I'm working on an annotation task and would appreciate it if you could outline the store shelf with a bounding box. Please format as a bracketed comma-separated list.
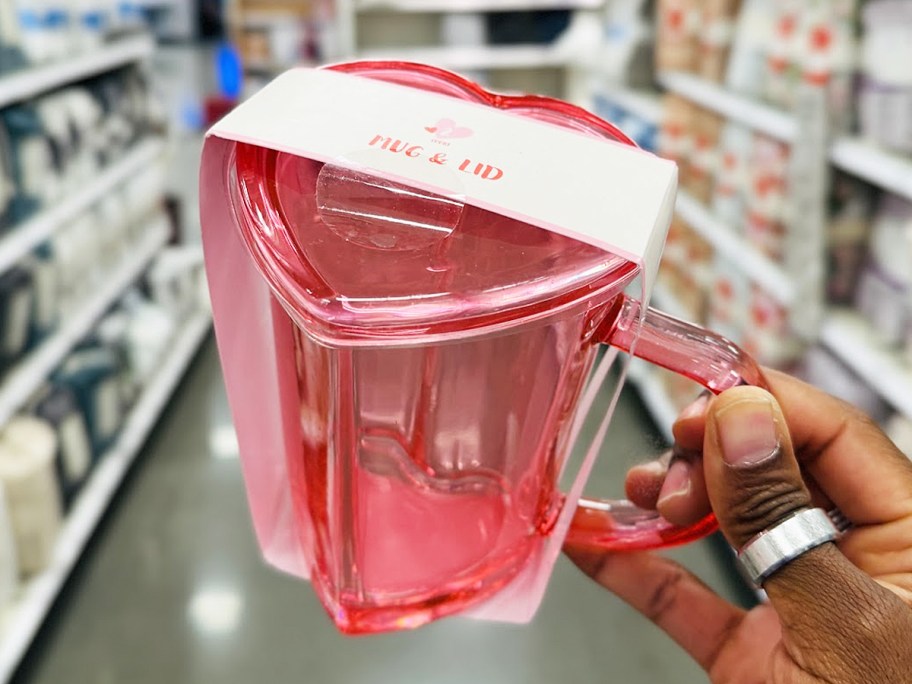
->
[820, 310, 912, 420]
[651, 281, 692, 323]
[358, 44, 571, 70]
[627, 361, 676, 442]
[658, 71, 797, 143]
[0, 218, 168, 428]
[675, 191, 794, 307]
[0, 309, 212, 683]
[0, 139, 165, 277]
[357, 0, 602, 11]
[595, 86, 662, 125]
[830, 137, 912, 202]
[0, 35, 155, 110]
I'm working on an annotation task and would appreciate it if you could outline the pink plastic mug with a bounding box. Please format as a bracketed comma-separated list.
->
[226, 61, 766, 634]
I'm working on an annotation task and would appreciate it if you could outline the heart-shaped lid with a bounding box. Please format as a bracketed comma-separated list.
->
[228, 62, 648, 342]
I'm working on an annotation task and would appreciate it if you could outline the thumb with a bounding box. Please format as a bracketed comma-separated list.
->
[703, 387, 911, 677]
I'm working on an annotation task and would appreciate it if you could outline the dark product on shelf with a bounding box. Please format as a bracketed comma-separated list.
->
[0, 122, 14, 229]
[485, 10, 571, 45]
[0, 104, 56, 223]
[656, 0, 698, 72]
[32, 383, 93, 506]
[860, 1, 912, 154]
[54, 345, 124, 457]
[23, 245, 59, 345]
[95, 311, 140, 407]
[0, 265, 35, 373]
[697, 0, 742, 82]
[826, 172, 876, 305]
[855, 193, 912, 346]
[0, 416, 63, 576]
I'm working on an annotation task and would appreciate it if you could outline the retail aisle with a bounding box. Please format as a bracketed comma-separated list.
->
[13, 339, 747, 684]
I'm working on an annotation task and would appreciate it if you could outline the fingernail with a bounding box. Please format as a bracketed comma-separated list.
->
[715, 397, 780, 467]
[657, 459, 691, 506]
[679, 393, 710, 421]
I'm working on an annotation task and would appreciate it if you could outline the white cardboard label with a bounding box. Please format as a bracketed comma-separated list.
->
[208, 68, 677, 292]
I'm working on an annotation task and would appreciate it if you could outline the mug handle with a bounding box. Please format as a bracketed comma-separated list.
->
[566, 294, 769, 551]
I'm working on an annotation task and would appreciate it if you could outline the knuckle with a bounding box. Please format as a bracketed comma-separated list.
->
[644, 563, 688, 623]
[724, 467, 809, 545]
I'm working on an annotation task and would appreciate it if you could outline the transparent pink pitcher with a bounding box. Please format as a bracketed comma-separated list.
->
[204, 61, 765, 635]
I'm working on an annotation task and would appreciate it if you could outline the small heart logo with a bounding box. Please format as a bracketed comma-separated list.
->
[426, 118, 473, 139]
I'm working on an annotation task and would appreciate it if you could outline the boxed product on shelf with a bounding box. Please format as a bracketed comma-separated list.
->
[696, 0, 743, 83]
[30, 383, 93, 507]
[0, 415, 63, 577]
[711, 121, 752, 229]
[659, 93, 695, 182]
[708, 253, 750, 343]
[826, 171, 876, 305]
[742, 284, 802, 368]
[688, 108, 724, 203]
[859, 0, 912, 154]
[745, 133, 790, 260]
[0, 104, 57, 224]
[656, 0, 698, 73]
[855, 193, 912, 347]
[725, 0, 773, 97]
[23, 246, 58, 345]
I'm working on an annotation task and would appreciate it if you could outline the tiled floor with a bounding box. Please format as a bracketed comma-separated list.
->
[14, 341, 751, 683]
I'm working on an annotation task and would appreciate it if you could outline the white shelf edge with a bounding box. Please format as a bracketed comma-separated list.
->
[357, 0, 602, 11]
[830, 137, 912, 202]
[0, 310, 212, 683]
[675, 190, 795, 307]
[0, 218, 168, 427]
[658, 71, 797, 143]
[594, 86, 662, 126]
[0, 35, 155, 109]
[357, 44, 572, 70]
[0, 139, 166, 277]
[820, 310, 912, 420]
[627, 360, 676, 442]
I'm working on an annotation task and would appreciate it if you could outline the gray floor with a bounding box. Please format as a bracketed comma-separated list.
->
[14, 340, 750, 684]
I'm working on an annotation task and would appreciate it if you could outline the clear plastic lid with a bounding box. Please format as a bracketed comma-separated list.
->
[230, 62, 641, 341]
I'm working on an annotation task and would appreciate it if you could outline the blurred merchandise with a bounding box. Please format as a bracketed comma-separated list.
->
[31, 384, 93, 507]
[697, 0, 742, 83]
[711, 122, 751, 229]
[801, 346, 892, 423]
[0, 416, 62, 577]
[0, 266, 33, 374]
[656, 0, 698, 72]
[826, 172, 875, 305]
[0, 482, 16, 615]
[859, 1, 912, 154]
[855, 194, 912, 347]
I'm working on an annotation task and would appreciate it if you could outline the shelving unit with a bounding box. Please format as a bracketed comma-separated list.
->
[820, 311, 912, 421]
[0, 35, 154, 109]
[674, 191, 795, 306]
[657, 71, 798, 143]
[0, 139, 165, 276]
[594, 86, 662, 125]
[357, 0, 602, 11]
[830, 137, 912, 202]
[0, 309, 212, 683]
[0, 217, 168, 427]
[358, 44, 572, 70]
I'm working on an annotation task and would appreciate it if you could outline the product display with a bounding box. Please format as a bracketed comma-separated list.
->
[0, 0, 145, 72]
[0, 416, 62, 577]
[31, 383, 93, 506]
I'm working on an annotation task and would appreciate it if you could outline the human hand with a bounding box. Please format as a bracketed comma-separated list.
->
[566, 369, 912, 683]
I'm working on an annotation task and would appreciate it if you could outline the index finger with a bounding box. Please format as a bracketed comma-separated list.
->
[674, 369, 912, 526]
